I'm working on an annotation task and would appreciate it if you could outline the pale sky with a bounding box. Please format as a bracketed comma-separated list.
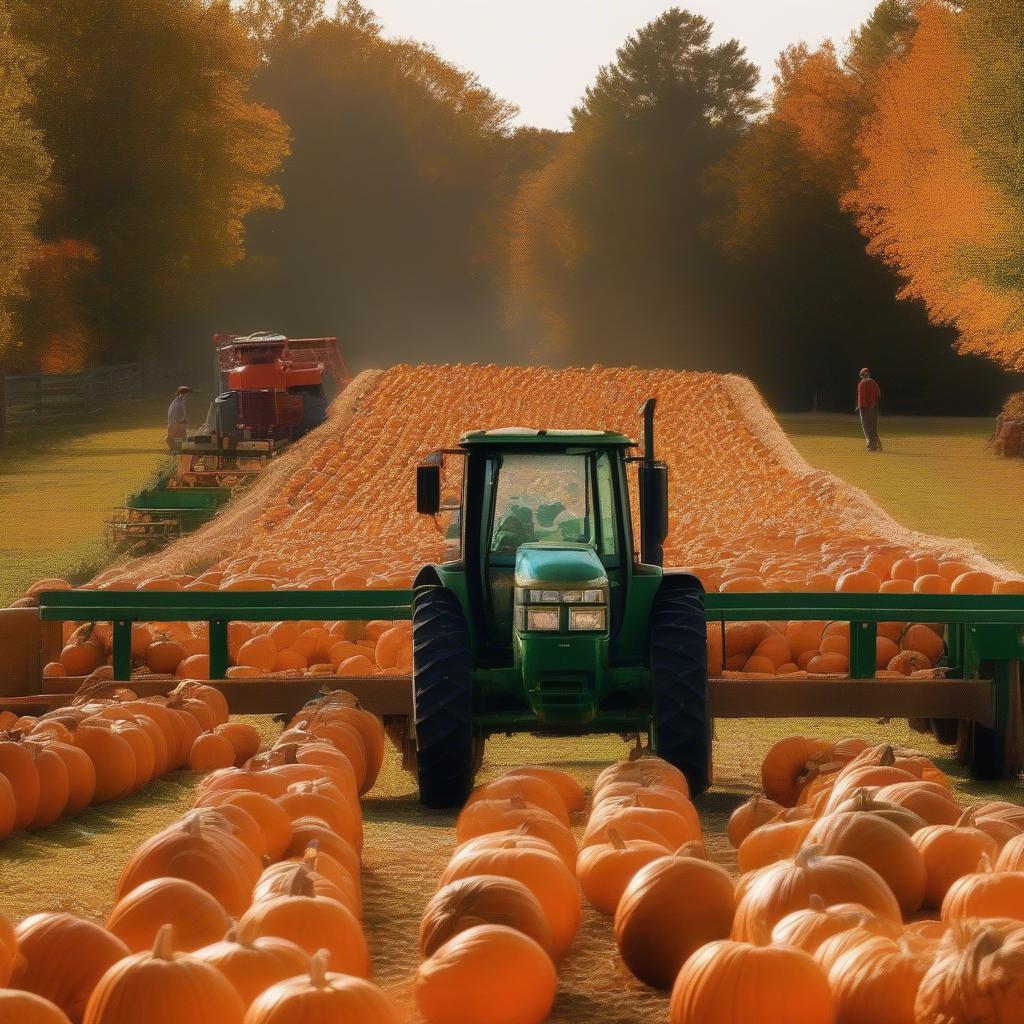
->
[355, 1, 882, 129]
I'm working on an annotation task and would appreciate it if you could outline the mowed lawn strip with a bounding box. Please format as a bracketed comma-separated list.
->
[781, 413, 1024, 574]
[0, 405, 170, 604]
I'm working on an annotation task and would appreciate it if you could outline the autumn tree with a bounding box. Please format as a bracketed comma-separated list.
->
[508, 9, 761, 365]
[0, 1, 50, 368]
[848, 1, 1024, 369]
[10, 0, 289, 365]
[209, 3, 521, 368]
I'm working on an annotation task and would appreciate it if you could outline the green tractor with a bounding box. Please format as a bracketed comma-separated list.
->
[412, 400, 708, 807]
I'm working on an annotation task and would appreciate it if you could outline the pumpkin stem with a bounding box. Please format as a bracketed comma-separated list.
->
[152, 924, 176, 961]
[808, 894, 826, 913]
[607, 828, 627, 851]
[509, 796, 528, 811]
[795, 844, 822, 869]
[956, 806, 977, 828]
[309, 949, 330, 988]
[187, 813, 202, 838]
[879, 746, 896, 767]
[303, 843, 319, 872]
[279, 743, 299, 765]
[977, 852, 993, 874]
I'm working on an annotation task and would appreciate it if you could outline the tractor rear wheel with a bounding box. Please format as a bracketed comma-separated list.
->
[412, 586, 475, 808]
[650, 583, 710, 796]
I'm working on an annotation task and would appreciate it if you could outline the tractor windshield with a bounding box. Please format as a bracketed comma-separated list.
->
[489, 451, 617, 558]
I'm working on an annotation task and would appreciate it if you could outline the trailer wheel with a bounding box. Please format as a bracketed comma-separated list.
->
[930, 718, 960, 745]
[413, 586, 475, 808]
[650, 582, 710, 796]
[967, 721, 1004, 780]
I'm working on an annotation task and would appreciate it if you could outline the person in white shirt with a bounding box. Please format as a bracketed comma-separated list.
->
[166, 385, 191, 451]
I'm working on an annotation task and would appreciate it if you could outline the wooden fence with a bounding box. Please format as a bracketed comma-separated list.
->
[0, 363, 141, 438]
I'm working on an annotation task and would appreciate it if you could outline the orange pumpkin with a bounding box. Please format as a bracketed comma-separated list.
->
[770, 895, 899, 954]
[116, 813, 262, 916]
[732, 845, 902, 944]
[81, 925, 244, 1024]
[415, 925, 556, 1024]
[193, 930, 310, 1011]
[914, 811, 1001, 909]
[203, 790, 293, 861]
[213, 723, 262, 766]
[737, 817, 813, 873]
[455, 799, 576, 870]
[941, 856, 1024, 924]
[803, 811, 926, 915]
[11, 914, 130, 1023]
[0, 733, 42, 831]
[441, 836, 580, 960]
[188, 733, 236, 772]
[670, 940, 832, 1024]
[760, 735, 833, 806]
[236, 872, 369, 977]
[419, 875, 553, 958]
[916, 922, 1024, 1024]
[577, 829, 670, 915]
[245, 950, 399, 1023]
[465, 775, 570, 826]
[503, 765, 584, 814]
[0, 990, 73, 1024]
[0, 909, 18, 986]
[70, 721, 135, 805]
[106, 878, 232, 953]
[826, 934, 930, 1024]
[614, 851, 735, 989]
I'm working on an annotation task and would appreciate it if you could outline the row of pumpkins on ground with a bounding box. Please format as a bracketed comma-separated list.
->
[42, 607, 413, 682]
[0, 673, 263, 842]
[0, 685, 405, 1022]
[414, 740, 1024, 1023]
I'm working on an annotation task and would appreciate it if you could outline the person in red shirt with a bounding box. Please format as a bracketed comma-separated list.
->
[856, 367, 882, 451]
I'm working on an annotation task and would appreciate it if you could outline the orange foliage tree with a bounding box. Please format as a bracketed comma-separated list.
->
[847, 1, 1024, 369]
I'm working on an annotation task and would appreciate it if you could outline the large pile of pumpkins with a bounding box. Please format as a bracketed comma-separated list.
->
[13, 364, 1024, 682]
[0, 687, 402, 1022]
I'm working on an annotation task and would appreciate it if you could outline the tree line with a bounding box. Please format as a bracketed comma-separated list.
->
[0, 0, 1019, 412]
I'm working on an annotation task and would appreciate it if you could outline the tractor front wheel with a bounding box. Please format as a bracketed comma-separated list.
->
[412, 586, 475, 807]
[650, 583, 711, 796]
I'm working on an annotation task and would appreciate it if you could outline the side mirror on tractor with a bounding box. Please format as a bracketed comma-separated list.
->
[416, 453, 442, 515]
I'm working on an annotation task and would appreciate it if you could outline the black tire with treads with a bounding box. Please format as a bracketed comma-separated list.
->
[650, 580, 711, 796]
[413, 586, 475, 807]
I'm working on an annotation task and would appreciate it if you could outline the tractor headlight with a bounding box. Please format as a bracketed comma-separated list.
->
[569, 607, 606, 631]
[527, 608, 560, 631]
[529, 590, 561, 603]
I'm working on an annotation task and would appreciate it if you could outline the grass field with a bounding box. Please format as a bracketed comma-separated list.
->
[781, 413, 1024, 573]
[0, 405, 171, 605]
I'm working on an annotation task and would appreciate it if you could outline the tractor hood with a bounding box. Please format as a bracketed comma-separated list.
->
[514, 543, 607, 588]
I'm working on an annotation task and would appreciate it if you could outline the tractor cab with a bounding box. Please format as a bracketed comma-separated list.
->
[411, 402, 710, 808]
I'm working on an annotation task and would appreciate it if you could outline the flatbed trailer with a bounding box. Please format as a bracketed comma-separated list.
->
[21, 589, 1024, 781]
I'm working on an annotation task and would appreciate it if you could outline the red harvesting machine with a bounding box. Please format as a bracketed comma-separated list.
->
[176, 332, 351, 487]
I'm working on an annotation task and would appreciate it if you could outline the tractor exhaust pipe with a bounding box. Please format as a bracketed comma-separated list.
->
[638, 398, 668, 567]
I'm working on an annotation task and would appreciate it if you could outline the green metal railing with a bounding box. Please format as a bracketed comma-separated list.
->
[38, 588, 1024, 682]
[39, 589, 414, 680]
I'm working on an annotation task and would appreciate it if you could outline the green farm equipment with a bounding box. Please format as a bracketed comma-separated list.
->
[26, 400, 1024, 807]
[409, 400, 709, 805]
[108, 484, 233, 554]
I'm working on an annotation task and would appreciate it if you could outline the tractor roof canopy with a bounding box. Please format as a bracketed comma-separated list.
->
[459, 428, 635, 447]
